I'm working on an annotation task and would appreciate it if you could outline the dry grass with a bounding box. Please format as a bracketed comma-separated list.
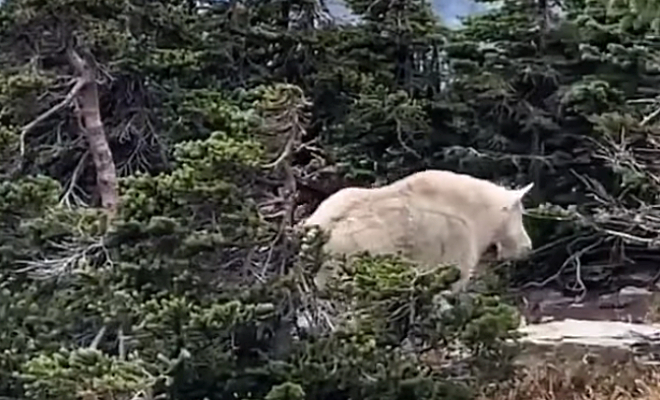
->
[643, 293, 660, 324]
[480, 344, 660, 400]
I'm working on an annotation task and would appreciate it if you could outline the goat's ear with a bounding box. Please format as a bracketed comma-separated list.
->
[504, 182, 534, 210]
[514, 182, 534, 199]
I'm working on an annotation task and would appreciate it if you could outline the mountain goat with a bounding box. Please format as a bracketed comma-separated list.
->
[301, 169, 535, 291]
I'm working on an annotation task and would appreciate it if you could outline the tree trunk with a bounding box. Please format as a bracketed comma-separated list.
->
[68, 48, 119, 216]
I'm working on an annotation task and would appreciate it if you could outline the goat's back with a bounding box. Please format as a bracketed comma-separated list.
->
[303, 170, 497, 263]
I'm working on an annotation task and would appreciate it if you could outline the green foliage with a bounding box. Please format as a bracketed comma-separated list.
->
[7, 0, 660, 397]
[333, 87, 431, 182]
[21, 348, 162, 400]
[328, 253, 460, 344]
[163, 90, 262, 143]
[0, 124, 19, 164]
[0, 72, 56, 126]
[305, 250, 522, 391]
[561, 79, 625, 116]
[264, 382, 305, 400]
[288, 332, 473, 400]
[0, 175, 61, 217]
[120, 130, 263, 226]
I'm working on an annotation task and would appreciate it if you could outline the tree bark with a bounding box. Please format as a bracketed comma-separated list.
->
[67, 48, 119, 216]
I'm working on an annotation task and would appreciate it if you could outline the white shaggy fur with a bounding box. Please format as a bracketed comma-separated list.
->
[302, 169, 534, 291]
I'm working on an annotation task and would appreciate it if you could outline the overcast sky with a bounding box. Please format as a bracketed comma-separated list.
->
[325, 0, 489, 27]
[433, 0, 488, 26]
[0, 0, 488, 28]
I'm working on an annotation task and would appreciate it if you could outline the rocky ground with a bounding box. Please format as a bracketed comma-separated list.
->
[515, 279, 660, 356]
[487, 278, 660, 399]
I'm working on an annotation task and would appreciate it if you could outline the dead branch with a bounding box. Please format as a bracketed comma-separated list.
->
[89, 325, 107, 350]
[60, 150, 90, 208]
[19, 78, 86, 156]
[395, 120, 422, 159]
[523, 235, 603, 293]
[15, 238, 109, 280]
[118, 326, 126, 360]
[523, 122, 660, 291]
[641, 105, 660, 126]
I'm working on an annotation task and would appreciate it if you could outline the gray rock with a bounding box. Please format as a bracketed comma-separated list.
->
[518, 319, 660, 348]
[598, 292, 620, 309]
[619, 285, 652, 297]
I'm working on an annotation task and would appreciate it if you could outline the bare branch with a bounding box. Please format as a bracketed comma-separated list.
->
[395, 120, 422, 159]
[15, 239, 109, 280]
[641, 105, 660, 126]
[66, 47, 89, 76]
[60, 150, 90, 208]
[19, 78, 86, 156]
[118, 326, 126, 360]
[522, 236, 603, 294]
[89, 325, 107, 350]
